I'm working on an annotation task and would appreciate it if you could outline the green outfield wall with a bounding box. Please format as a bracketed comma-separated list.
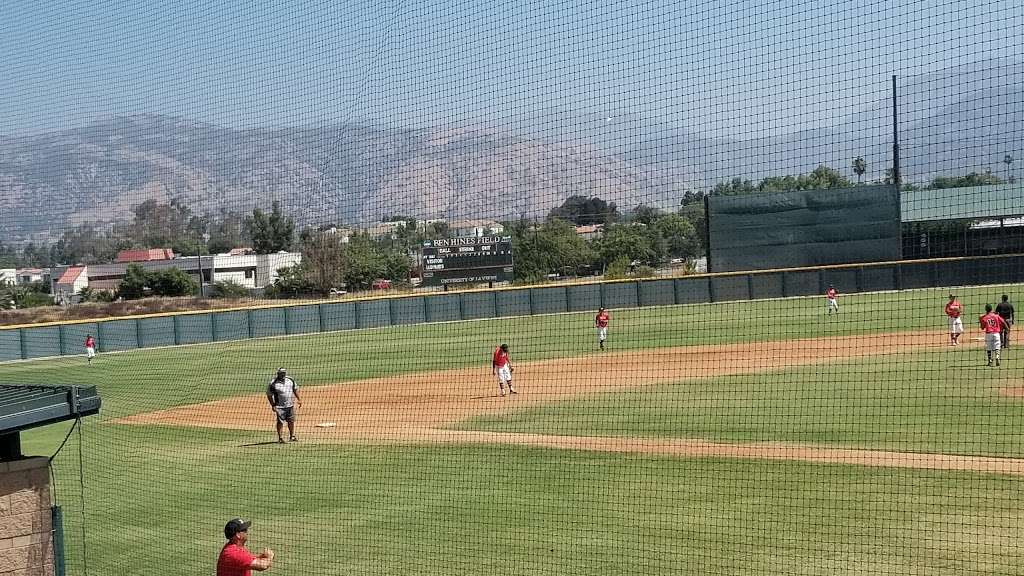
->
[1, 254, 1022, 362]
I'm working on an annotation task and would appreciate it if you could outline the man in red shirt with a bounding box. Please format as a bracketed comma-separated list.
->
[979, 304, 1009, 367]
[217, 518, 274, 576]
[825, 285, 839, 315]
[594, 307, 610, 350]
[945, 294, 964, 346]
[492, 343, 516, 397]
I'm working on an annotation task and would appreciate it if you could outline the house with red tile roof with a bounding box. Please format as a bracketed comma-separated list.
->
[115, 248, 174, 263]
[54, 266, 88, 304]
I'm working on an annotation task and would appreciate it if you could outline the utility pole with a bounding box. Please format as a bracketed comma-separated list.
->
[892, 75, 901, 189]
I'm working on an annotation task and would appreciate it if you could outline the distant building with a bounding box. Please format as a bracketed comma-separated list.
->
[212, 252, 303, 289]
[449, 219, 504, 238]
[317, 227, 352, 243]
[574, 224, 604, 240]
[362, 221, 408, 239]
[0, 269, 15, 286]
[50, 251, 304, 297]
[115, 248, 175, 263]
[15, 268, 47, 284]
[53, 266, 88, 305]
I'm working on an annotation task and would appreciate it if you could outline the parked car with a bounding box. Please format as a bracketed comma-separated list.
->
[371, 279, 392, 290]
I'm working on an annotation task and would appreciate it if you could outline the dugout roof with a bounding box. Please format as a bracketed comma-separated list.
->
[901, 183, 1024, 222]
[0, 384, 101, 435]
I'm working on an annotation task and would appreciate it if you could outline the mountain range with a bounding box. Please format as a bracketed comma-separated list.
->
[1, 60, 1021, 243]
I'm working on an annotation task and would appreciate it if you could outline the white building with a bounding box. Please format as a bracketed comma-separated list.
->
[50, 251, 303, 296]
[53, 266, 89, 305]
[449, 219, 504, 238]
[212, 252, 303, 288]
[15, 268, 47, 284]
[574, 224, 605, 240]
[0, 269, 15, 286]
[362, 221, 409, 239]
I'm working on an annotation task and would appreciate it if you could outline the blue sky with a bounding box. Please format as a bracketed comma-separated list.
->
[1, 0, 1021, 138]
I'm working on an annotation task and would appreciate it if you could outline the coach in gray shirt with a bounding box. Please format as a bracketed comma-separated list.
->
[266, 368, 302, 443]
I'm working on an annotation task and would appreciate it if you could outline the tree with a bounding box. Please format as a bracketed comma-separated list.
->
[853, 157, 867, 183]
[0, 243, 18, 268]
[604, 256, 631, 280]
[116, 264, 197, 299]
[928, 171, 1003, 190]
[300, 231, 347, 295]
[250, 201, 295, 254]
[759, 165, 851, 192]
[548, 196, 618, 226]
[128, 199, 207, 255]
[678, 197, 707, 258]
[206, 211, 252, 254]
[117, 264, 150, 299]
[711, 177, 757, 195]
[148, 268, 197, 297]
[629, 204, 662, 226]
[509, 219, 595, 282]
[0, 283, 52, 310]
[210, 280, 251, 299]
[712, 165, 852, 196]
[594, 224, 656, 268]
[338, 234, 388, 290]
[653, 213, 698, 259]
[53, 224, 126, 265]
[264, 265, 314, 299]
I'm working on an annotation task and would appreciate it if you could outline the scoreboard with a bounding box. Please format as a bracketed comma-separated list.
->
[420, 236, 514, 287]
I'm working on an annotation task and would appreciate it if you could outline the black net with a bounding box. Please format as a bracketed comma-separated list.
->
[0, 1, 1022, 575]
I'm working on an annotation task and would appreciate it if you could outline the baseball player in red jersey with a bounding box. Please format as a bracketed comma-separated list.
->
[980, 304, 1009, 367]
[84, 334, 96, 363]
[825, 285, 839, 314]
[492, 343, 516, 396]
[595, 307, 610, 350]
[945, 294, 964, 346]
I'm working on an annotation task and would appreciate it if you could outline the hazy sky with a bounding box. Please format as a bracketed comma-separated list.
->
[1, 0, 1021, 138]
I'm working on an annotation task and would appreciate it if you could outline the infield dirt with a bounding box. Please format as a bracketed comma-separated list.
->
[116, 331, 1024, 475]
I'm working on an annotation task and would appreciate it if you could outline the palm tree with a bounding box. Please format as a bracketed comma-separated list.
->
[1004, 154, 1014, 183]
[853, 157, 867, 184]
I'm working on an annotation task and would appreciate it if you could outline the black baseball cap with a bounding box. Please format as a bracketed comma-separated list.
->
[277, 367, 287, 375]
[224, 518, 251, 539]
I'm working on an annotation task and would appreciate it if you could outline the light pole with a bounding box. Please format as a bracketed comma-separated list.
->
[198, 232, 210, 297]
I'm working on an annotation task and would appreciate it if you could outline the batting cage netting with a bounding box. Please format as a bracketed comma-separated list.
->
[1, 1, 1023, 575]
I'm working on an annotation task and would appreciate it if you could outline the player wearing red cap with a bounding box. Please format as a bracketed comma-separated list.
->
[595, 307, 610, 350]
[492, 343, 516, 397]
[945, 294, 963, 346]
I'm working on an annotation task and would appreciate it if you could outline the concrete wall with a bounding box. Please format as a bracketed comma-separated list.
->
[0, 457, 53, 576]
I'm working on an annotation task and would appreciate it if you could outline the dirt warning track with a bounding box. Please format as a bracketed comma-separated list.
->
[117, 331, 1024, 475]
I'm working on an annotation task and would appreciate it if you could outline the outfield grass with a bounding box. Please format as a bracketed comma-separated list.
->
[457, 346, 1024, 457]
[8, 282, 1020, 422]
[3, 282, 1022, 575]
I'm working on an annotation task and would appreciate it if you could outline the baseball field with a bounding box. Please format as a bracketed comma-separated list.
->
[4, 283, 1023, 575]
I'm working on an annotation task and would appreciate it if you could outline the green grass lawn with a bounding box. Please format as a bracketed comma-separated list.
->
[3, 282, 1022, 575]
[7, 282, 1020, 422]
[457, 346, 1024, 457]
[48, 433, 1024, 576]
